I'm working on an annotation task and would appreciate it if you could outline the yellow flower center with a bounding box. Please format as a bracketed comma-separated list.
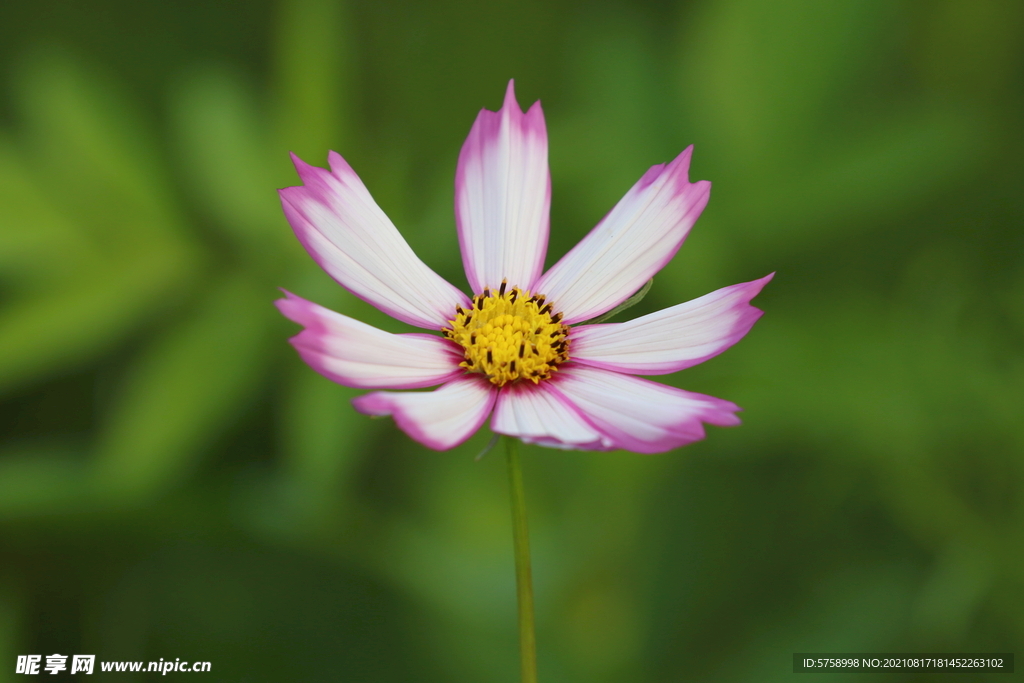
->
[443, 280, 570, 387]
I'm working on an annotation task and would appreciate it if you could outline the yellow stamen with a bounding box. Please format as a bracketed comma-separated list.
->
[443, 279, 569, 387]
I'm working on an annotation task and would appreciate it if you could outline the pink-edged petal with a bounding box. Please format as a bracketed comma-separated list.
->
[276, 291, 464, 389]
[352, 376, 496, 451]
[548, 365, 741, 454]
[491, 381, 614, 451]
[280, 152, 470, 329]
[535, 146, 711, 324]
[571, 274, 773, 375]
[456, 80, 550, 294]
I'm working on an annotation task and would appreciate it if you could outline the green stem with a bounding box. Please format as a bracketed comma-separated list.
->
[505, 436, 538, 683]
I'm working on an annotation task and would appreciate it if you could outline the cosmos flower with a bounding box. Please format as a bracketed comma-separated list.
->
[276, 82, 771, 453]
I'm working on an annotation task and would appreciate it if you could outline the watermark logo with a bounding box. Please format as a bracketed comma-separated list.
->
[65, 656, 93, 675]
[16, 655, 208, 675]
[15, 656, 39, 675]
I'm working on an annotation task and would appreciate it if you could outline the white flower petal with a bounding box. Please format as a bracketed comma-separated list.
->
[491, 381, 613, 450]
[571, 274, 773, 375]
[535, 146, 711, 324]
[456, 81, 550, 294]
[276, 291, 463, 389]
[280, 152, 470, 329]
[352, 376, 496, 451]
[550, 365, 741, 453]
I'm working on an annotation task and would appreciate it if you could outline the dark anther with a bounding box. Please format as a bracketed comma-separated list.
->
[510, 360, 517, 373]
[549, 330, 559, 337]
[464, 315, 472, 325]
[509, 289, 518, 303]
[499, 280, 507, 296]
[483, 288, 491, 299]
[519, 343, 525, 358]
[539, 303, 552, 315]
[534, 327, 542, 334]
[487, 349, 493, 364]
[551, 312, 563, 323]
[471, 333, 477, 344]
[465, 357, 474, 366]
[456, 305, 464, 315]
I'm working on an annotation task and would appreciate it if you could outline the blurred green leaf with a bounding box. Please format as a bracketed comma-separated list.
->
[713, 566, 915, 683]
[0, 586, 21, 683]
[0, 137, 98, 280]
[171, 67, 286, 258]
[674, 0, 991, 263]
[277, 365, 368, 519]
[271, 0, 352, 159]
[0, 252, 195, 394]
[93, 273, 273, 497]
[13, 50, 187, 247]
[0, 51, 202, 394]
[912, 540, 994, 642]
[679, 0, 888, 159]
[0, 447, 89, 519]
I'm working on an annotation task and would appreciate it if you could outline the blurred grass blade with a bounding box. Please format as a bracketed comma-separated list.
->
[729, 106, 988, 253]
[278, 365, 368, 518]
[0, 137, 99, 279]
[272, 0, 352, 160]
[13, 50, 186, 246]
[93, 273, 272, 497]
[0, 51, 202, 394]
[171, 68, 285, 258]
[0, 447, 90, 519]
[0, 253, 197, 396]
[679, 0, 887, 160]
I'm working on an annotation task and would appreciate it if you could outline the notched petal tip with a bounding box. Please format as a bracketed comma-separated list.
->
[486, 79, 544, 129]
[275, 291, 463, 390]
[552, 366, 743, 454]
[327, 150, 356, 177]
[570, 272, 776, 376]
[285, 151, 335, 191]
[737, 272, 775, 317]
[536, 145, 712, 324]
[503, 79, 519, 108]
[676, 144, 694, 173]
[288, 150, 315, 175]
[285, 150, 358, 190]
[635, 145, 696, 191]
[278, 151, 470, 329]
[498, 80, 545, 127]
[456, 80, 551, 294]
[274, 289, 309, 324]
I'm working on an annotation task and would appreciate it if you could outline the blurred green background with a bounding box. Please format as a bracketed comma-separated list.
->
[0, 0, 1021, 681]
